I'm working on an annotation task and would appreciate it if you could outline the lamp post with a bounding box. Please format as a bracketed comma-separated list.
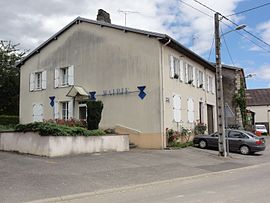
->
[214, 12, 246, 157]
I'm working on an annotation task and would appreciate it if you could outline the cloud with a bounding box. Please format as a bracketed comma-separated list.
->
[0, 0, 242, 56]
[256, 64, 270, 80]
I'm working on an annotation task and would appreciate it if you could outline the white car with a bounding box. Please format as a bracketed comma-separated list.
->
[255, 124, 268, 136]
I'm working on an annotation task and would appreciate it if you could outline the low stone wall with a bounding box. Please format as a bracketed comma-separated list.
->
[0, 132, 129, 157]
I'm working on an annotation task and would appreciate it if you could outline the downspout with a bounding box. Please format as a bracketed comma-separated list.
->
[160, 38, 171, 149]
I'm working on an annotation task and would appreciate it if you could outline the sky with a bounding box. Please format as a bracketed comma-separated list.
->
[0, 0, 269, 89]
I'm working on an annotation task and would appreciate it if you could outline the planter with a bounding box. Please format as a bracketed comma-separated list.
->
[0, 132, 129, 157]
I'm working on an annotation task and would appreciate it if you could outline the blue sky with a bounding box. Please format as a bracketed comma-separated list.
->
[1, 0, 269, 89]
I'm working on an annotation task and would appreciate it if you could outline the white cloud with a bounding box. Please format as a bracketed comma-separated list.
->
[0, 0, 243, 56]
[257, 20, 270, 44]
[256, 64, 270, 80]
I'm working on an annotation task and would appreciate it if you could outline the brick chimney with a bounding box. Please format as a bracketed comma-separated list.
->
[96, 9, 111, 23]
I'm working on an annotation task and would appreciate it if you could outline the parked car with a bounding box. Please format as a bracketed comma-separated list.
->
[193, 129, 266, 155]
[255, 124, 268, 136]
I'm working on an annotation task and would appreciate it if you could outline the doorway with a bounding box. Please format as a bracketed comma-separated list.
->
[207, 104, 214, 134]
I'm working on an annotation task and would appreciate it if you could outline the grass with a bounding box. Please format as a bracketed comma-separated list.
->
[168, 141, 194, 149]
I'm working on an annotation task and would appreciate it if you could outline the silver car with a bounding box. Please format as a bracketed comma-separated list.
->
[193, 129, 266, 155]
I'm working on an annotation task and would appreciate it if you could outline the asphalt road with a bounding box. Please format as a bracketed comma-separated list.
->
[63, 163, 270, 203]
[0, 137, 269, 203]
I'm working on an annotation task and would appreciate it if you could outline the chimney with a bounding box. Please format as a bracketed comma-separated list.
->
[96, 9, 111, 23]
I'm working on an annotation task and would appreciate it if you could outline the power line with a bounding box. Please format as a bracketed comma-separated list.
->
[221, 28, 235, 66]
[227, 2, 270, 17]
[179, 0, 212, 18]
[192, 0, 270, 50]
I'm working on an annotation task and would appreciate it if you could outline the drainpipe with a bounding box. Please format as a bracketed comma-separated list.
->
[160, 37, 171, 149]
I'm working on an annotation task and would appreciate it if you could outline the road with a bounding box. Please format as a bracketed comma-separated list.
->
[63, 163, 270, 203]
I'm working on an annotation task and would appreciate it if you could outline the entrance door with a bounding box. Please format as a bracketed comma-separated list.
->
[207, 104, 214, 134]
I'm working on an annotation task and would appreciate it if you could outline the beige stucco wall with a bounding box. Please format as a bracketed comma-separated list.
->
[161, 45, 217, 147]
[20, 22, 162, 139]
[247, 105, 270, 127]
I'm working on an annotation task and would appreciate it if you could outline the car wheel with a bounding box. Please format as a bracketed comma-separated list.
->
[199, 139, 207, 149]
[240, 145, 250, 155]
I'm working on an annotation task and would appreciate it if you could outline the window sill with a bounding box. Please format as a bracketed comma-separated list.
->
[31, 88, 44, 92]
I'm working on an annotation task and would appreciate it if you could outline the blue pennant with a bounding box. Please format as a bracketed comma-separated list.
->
[137, 86, 146, 100]
[89, 91, 96, 101]
[49, 96, 55, 107]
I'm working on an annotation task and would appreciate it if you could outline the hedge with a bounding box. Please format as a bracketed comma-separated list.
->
[0, 115, 19, 125]
[15, 122, 106, 137]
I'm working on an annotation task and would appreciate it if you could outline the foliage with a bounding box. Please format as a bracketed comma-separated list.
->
[194, 123, 207, 135]
[166, 127, 193, 147]
[0, 115, 19, 125]
[45, 119, 87, 128]
[233, 78, 247, 127]
[0, 41, 26, 115]
[87, 100, 103, 130]
[15, 122, 105, 136]
[168, 141, 193, 148]
[0, 124, 16, 132]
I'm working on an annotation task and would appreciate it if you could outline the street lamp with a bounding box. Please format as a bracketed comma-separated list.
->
[214, 13, 246, 157]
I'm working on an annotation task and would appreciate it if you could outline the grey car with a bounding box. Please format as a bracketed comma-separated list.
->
[193, 129, 266, 155]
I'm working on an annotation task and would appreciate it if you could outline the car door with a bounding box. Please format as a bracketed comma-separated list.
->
[228, 131, 243, 151]
[208, 133, 219, 148]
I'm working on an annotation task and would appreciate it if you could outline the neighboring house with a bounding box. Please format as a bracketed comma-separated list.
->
[221, 64, 246, 128]
[18, 10, 217, 149]
[246, 88, 270, 132]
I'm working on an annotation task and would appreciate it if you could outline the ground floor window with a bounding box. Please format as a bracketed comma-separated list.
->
[61, 102, 69, 120]
[79, 103, 87, 120]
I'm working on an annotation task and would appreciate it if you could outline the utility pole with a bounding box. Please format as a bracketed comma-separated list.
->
[214, 12, 227, 157]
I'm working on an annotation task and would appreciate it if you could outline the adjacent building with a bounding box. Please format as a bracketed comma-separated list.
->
[18, 10, 217, 149]
[246, 88, 270, 132]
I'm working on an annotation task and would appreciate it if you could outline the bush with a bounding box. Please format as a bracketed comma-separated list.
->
[0, 115, 19, 125]
[45, 119, 87, 128]
[15, 122, 105, 136]
[194, 123, 207, 135]
[87, 101, 103, 130]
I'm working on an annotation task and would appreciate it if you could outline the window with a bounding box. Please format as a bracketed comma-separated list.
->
[198, 70, 203, 88]
[187, 98, 194, 123]
[173, 95, 181, 122]
[32, 103, 43, 122]
[61, 102, 69, 120]
[79, 103, 87, 120]
[169, 55, 180, 79]
[188, 64, 193, 83]
[54, 65, 74, 88]
[30, 71, 46, 91]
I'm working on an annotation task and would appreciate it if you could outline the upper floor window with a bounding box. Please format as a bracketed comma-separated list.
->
[55, 65, 74, 88]
[30, 71, 46, 91]
[169, 55, 180, 79]
[198, 70, 204, 88]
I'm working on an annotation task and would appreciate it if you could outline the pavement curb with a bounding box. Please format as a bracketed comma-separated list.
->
[27, 162, 270, 203]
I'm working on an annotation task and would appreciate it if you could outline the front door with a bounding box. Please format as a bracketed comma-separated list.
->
[207, 104, 214, 134]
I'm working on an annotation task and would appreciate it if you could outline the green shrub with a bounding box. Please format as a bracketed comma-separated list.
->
[0, 115, 19, 125]
[15, 122, 105, 136]
[87, 101, 103, 130]
[194, 123, 207, 135]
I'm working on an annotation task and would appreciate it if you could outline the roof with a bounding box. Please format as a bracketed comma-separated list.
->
[246, 88, 270, 106]
[66, 86, 88, 97]
[17, 17, 215, 71]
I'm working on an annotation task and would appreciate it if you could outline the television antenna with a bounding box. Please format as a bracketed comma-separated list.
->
[118, 10, 140, 26]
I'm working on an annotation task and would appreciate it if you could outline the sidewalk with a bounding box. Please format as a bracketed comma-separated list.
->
[1, 137, 269, 203]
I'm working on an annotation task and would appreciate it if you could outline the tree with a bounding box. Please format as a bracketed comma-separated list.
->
[0, 40, 26, 115]
[87, 100, 103, 130]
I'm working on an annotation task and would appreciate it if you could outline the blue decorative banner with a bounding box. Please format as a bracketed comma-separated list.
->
[89, 91, 96, 101]
[137, 86, 146, 100]
[49, 96, 55, 107]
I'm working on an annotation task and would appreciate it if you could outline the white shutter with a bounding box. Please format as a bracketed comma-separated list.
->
[179, 60, 184, 82]
[202, 72, 206, 90]
[187, 98, 194, 123]
[33, 104, 43, 122]
[192, 67, 196, 86]
[30, 73, 35, 91]
[54, 68, 59, 88]
[169, 55, 174, 78]
[68, 100, 73, 119]
[185, 63, 188, 83]
[68, 65, 74, 85]
[173, 95, 181, 122]
[212, 77, 215, 94]
[54, 101, 59, 119]
[41, 71, 47, 89]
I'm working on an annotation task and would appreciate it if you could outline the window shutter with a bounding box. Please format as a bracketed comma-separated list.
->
[196, 69, 200, 87]
[207, 75, 210, 92]
[30, 73, 35, 91]
[187, 98, 194, 123]
[54, 101, 59, 119]
[54, 68, 59, 88]
[33, 104, 43, 122]
[202, 72, 206, 90]
[41, 71, 47, 89]
[185, 63, 188, 83]
[68, 65, 74, 85]
[212, 77, 215, 94]
[68, 100, 73, 119]
[173, 95, 181, 122]
[192, 67, 196, 86]
[169, 55, 174, 78]
[179, 60, 184, 82]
